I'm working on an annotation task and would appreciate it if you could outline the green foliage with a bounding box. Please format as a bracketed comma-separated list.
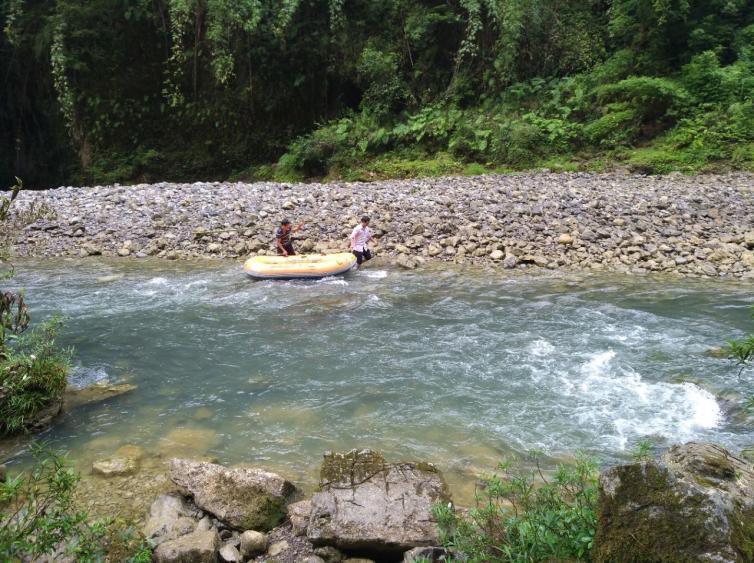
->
[2, 0, 754, 185]
[434, 453, 598, 562]
[594, 77, 689, 122]
[725, 306, 754, 376]
[0, 317, 71, 435]
[630, 439, 654, 462]
[0, 445, 151, 561]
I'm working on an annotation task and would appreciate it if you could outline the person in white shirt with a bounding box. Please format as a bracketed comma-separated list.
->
[349, 215, 373, 267]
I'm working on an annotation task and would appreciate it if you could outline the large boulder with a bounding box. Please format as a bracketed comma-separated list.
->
[593, 442, 754, 562]
[170, 459, 299, 530]
[154, 528, 220, 563]
[306, 449, 450, 554]
[144, 493, 203, 546]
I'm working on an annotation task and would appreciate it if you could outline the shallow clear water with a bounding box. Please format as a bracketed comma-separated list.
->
[4, 259, 754, 500]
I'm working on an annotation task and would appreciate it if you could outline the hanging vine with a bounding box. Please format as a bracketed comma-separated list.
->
[2, 0, 25, 46]
[50, 16, 76, 135]
[164, 0, 192, 106]
[206, 0, 263, 85]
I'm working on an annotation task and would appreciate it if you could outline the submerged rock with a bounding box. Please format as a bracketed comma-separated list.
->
[91, 456, 139, 477]
[63, 382, 137, 411]
[306, 449, 450, 554]
[170, 458, 299, 530]
[593, 442, 754, 562]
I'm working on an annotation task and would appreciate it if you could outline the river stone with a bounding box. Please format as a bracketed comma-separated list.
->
[288, 499, 313, 536]
[557, 233, 574, 245]
[489, 249, 504, 261]
[592, 442, 754, 562]
[239, 530, 267, 558]
[402, 546, 456, 562]
[306, 449, 450, 554]
[744, 230, 754, 248]
[503, 254, 517, 269]
[154, 528, 220, 563]
[144, 493, 203, 546]
[92, 456, 139, 477]
[218, 543, 242, 562]
[314, 545, 344, 562]
[395, 254, 419, 270]
[63, 382, 137, 411]
[170, 458, 299, 530]
[268, 540, 289, 556]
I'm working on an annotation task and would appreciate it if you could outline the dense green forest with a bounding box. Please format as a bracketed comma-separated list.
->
[2, 0, 753, 188]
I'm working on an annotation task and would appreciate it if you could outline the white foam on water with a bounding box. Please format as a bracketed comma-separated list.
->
[68, 365, 110, 390]
[361, 270, 388, 279]
[562, 350, 722, 451]
[144, 277, 168, 286]
[527, 339, 555, 357]
[316, 277, 348, 286]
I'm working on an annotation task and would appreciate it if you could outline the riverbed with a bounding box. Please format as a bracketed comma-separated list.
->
[3, 259, 754, 506]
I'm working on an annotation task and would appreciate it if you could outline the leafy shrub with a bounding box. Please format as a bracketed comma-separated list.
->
[357, 47, 410, 118]
[0, 445, 150, 561]
[0, 317, 71, 435]
[594, 76, 689, 122]
[434, 453, 598, 562]
[584, 107, 640, 146]
[682, 51, 728, 104]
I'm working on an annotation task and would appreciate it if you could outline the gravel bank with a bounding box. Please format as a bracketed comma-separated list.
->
[13, 172, 754, 278]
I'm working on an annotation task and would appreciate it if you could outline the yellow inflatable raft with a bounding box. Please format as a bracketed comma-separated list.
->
[243, 253, 357, 280]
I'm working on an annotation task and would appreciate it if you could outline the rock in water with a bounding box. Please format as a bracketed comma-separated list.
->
[306, 449, 450, 554]
[91, 456, 139, 477]
[170, 458, 299, 530]
[593, 442, 754, 562]
[154, 528, 220, 563]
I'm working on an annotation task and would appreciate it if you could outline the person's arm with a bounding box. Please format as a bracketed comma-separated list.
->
[294, 223, 304, 233]
[349, 226, 359, 249]
[276, 236, 287, 256]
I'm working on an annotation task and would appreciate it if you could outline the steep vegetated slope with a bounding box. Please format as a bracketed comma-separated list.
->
[1, 1, 753, 187]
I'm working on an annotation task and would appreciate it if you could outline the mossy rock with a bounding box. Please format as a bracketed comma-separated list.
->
[593, 442, 754, 562]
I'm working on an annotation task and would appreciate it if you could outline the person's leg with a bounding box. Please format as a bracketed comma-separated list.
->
[352, 249, 363, 265]
[284, 242, 295, 255]
[363, 248, 372, 262]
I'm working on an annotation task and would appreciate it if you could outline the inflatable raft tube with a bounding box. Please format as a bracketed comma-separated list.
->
[243, 252, 357, 280]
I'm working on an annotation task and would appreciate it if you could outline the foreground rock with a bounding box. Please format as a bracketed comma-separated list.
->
[170, 458, 299, 530]
[154, 528, 220, 563]
[593, 442, 754, 562]
[13, 172, 754, 278]
[306, 449, 450, 554]
[144, 493, 204, 546]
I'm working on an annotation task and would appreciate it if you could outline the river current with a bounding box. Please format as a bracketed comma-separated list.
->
[4, 259, 754, 500]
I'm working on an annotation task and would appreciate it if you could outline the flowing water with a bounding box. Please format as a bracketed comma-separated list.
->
[3, 259, 754, 503]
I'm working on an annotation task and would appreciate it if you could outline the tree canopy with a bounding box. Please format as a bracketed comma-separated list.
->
[1, 0, 753, 186]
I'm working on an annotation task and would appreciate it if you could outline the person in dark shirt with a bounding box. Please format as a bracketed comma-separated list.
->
[275, 218, 303, 256]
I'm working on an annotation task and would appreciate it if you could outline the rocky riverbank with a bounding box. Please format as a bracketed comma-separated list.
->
[13, 172, 754, 278]
[94, 444, 753, 562]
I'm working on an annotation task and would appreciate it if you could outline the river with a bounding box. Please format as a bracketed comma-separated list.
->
[3, 259, 753, 502]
